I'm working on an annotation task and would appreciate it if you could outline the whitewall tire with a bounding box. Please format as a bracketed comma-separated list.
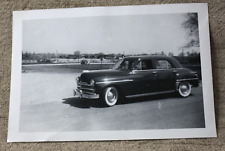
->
[178, 81, 192, 97]
[101, 87, 119, 107]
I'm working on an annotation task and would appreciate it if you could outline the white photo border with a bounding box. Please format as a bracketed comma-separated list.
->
[8, 3, 216, 142]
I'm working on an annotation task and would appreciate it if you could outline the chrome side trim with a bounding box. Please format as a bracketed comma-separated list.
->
[126, 90, 176, 98]
[132, 68, 179, 72]
[96, 79, 133, 84]
[176, 78, 198, 82]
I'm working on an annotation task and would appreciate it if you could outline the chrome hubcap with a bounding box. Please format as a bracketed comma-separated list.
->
[179, 82, 191, 97]
[106, 89, 117, 103]
[180, 84, 189, 94]
[105, 87, 118, 105]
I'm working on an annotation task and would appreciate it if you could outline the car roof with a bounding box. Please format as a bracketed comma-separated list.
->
[123, 55, 182, 68]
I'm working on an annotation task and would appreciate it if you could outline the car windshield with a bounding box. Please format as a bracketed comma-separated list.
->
[113, 59, 138, 70]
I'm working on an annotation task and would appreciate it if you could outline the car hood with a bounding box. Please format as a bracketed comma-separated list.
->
[79, 69, 129, 83]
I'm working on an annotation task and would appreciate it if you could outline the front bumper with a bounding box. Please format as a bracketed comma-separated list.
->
[74, 89, 99, 99]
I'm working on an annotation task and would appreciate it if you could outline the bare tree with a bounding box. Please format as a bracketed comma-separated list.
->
[182, 13, 199, 48]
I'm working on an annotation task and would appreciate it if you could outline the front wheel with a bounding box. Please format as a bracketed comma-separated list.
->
[178, 81, 192, 97]
[101, 87, 119, 107]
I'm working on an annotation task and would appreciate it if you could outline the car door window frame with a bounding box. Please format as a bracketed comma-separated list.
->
[132, 59, 154, 71]
[154, 59, 175, 70]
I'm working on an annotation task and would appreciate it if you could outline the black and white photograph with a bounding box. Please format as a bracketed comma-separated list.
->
[8, 3, 216, 142]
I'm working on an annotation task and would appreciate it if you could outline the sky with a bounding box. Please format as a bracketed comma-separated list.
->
[23, 13, 193, 55]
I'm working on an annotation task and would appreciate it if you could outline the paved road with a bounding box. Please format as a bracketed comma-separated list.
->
[19, 72, 205, 132]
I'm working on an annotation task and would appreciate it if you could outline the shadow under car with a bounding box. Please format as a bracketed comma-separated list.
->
[62, 92, 187, 108]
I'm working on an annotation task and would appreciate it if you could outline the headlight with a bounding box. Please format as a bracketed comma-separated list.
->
[90, 79, 95, 86]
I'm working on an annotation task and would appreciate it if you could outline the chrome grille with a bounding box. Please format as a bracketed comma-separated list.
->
[77, 81, 95, 94]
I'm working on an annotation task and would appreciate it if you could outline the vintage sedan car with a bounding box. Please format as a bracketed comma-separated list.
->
[74, 56, 199, 107]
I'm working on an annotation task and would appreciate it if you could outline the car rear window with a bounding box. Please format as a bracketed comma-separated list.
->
[155, 60, 173, 69]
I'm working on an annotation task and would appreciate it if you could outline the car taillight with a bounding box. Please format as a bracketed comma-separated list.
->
[195, 73, 198, 77]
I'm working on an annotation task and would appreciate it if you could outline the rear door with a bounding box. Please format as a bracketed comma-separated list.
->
[153, 59, 176, 91]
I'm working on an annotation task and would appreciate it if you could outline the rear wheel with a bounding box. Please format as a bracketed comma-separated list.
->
[178, 81, 192, 97]
[101, 87, 119, 107]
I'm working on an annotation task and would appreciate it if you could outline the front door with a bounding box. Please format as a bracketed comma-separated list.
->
[130, 59, 158, 94]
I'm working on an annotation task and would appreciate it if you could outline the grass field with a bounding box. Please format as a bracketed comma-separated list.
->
[22, 63, 114, 73]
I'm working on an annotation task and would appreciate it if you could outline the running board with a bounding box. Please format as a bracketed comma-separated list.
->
[126, 90, 176, 98]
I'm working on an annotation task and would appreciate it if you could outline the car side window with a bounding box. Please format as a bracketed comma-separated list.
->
[156, 60, 173, 69]
[134, 60, 153, 70]
[141, 60, 153, 70]
[118, 60, 136, 70]
[134, 62, 142, 70]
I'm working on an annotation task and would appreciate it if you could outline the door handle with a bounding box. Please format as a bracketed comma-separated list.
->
[152, 71, 157, 74]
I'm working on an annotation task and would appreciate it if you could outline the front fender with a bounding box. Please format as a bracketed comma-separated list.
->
[94, 79, 133, 96]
